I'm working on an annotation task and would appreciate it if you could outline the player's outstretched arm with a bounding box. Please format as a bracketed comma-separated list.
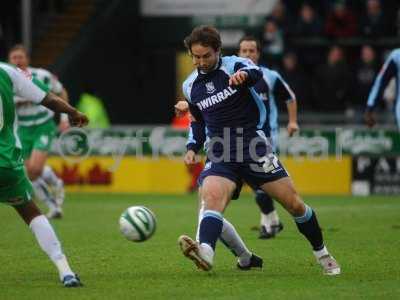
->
[229, 68, 262, 86]
[185, 123, 206, 166]
[184, 150, 197, 165]
[184, 102, 206, 165]
[366, 53, 398, 126]
[273, 72, 299, 136]
[41, 92, 89, 127]
[286, 99, 299, 136]
[184, 125, 205, 165]
[229, 59, 262, 86]
[58, 88, 71, 132]
[229, 71, 249, 86]
[59, 87, 69, 103]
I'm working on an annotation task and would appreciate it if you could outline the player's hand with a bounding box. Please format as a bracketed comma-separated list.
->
[184, 150, 197, 165]
[175, 101, 189, 117]
[69, 110, 89, 127]
[364, 111, 376, 128]
[229, 71, 248, 86]
[287, 122, 299, 137]
[58, 119, 70, 132]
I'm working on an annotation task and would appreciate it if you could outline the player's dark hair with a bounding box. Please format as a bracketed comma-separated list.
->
[8, 44, 28, 55]
[238, 36, 261, 53]
[184, 25, 222, 52]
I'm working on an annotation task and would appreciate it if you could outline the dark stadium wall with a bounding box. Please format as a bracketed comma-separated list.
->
[53, 1, 180, 125]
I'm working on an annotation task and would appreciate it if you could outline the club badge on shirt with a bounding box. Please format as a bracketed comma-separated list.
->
[206, 81, 216, 94]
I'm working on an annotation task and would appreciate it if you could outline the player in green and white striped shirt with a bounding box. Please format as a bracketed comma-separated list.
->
[0, 61, 88, 286]
[9, 45, 68, 219]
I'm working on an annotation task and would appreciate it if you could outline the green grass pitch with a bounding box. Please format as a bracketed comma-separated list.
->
[0, 193, 399, 299]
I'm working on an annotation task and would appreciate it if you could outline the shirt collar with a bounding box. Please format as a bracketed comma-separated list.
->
[198, 56, 222, 74]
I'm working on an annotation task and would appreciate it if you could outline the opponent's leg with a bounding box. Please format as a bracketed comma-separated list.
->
[14, 201, 82, 286]
[254, 190, 283, 239]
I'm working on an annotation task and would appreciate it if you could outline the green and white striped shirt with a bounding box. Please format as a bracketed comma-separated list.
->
[0, 62, 46, 168]
[15, 67, 63, 127]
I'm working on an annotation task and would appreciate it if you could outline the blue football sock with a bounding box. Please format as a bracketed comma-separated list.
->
[294, 205, 324, 251]
[199, 210, 223, 250]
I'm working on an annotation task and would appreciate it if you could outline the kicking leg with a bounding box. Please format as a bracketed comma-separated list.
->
[179, 176, 235, 271]
[196, 195, 262, 270]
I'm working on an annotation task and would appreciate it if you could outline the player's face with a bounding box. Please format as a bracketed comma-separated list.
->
[190, 44, 220, 73]
[8, 49, 29, 69]
[238, 41, 260, 65]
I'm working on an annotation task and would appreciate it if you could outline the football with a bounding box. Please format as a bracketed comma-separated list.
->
[119, 206, 156, 242]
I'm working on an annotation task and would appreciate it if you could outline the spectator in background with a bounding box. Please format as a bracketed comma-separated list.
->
[325, 0, 357, 38]
[360, 0, 389, 37]
[354, 45, 379, 110]
[294, 3, 323, 37]
[261, 19, 284, 69]
[37, 0, 66, 14]
[0, 1, 20, 54]
[0, 24, 5, 59]
[313, 46, 353, 112]
[268, 0, 294, 36]
[396, 8, 400, 36]
[291, 3, 325, 77]
[280, 52, 312, 110]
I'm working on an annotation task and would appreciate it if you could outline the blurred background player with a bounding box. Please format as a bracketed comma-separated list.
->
[238, 35, 298, 238]
[8, 44, 68, 219]
[365, 48, 400, 128]
[176, 36, 299, 239]
[0, 61, 88, 286]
